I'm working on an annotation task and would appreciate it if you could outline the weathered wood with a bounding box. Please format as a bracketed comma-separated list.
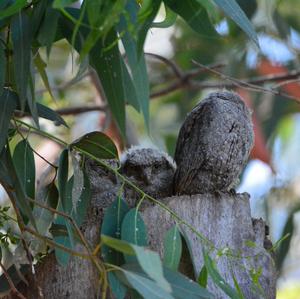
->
[142, 193, 276, 299]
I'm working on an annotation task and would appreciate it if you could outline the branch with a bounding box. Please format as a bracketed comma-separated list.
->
[0, 261, 27, 299]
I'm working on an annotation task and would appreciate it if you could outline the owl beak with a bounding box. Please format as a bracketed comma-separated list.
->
[141, 169, 152, 185]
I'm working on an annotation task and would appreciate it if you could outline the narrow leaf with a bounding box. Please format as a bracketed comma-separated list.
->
[71, 131, 118, 160]
[89, 30, 126, 135]
[0, 89, 18, 153]
[121, 208, 147, 263]
[213, 0, 258, 46]
[198, 266, 208, 288]
[0, 0, 27, 19]
[0, 41, 6, 91]
[163, 225, 182, 271]
[58, 149, 69, 212]
[108, 272, 127, 299]
[13, 139, 36, 199]
[36, 103, 68, 127]
[117, 268, 174, 299]
[37, 6, 60, 55]
[119, 1, 150, 129]
[11, 11, 32, 110]
[101, 196, 130, 265]
[152, 5, 177, 28]
[165, 0, 218, 37]
[122, 263, 213, 299]
[34, 183, 59, 235]
[203, 249, 241, 299]
[33, 51, 54, 100]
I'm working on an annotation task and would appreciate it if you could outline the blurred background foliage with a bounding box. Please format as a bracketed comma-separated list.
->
[2, 0, 300, 296]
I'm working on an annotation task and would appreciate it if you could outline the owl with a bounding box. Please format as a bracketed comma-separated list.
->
[120, 147, 176, 205]
[173, 91, 254, 195]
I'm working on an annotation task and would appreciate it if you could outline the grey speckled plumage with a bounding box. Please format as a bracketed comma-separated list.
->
[173, 91, 254, 195]
[121, 147, 176, 203]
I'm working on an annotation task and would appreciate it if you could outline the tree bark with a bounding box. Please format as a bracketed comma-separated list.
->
[5, 160, 276, 299]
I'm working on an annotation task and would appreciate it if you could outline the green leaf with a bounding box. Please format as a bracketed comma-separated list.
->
[36, 103, 68, 127]
[101, 235, 136, 256]
[0, 89, 18, 153]
[31, 0, 48, 37]
[0, 0, 27, 19]
[0, 144, 36, 228]
[152, 4, 177, 28]
[117, 267, 174, 299]
[102, 232, 172, 293]
[203, 249, 242, 299]
[80, 0, 126, 59]
[212, 0, 258, 46]
[34, 182, 59, 235]
[121, 208, 148, 263]
[58, 9, 126, 136]
[86, 0, 102, 25]
[164, 0, 218, 37]
[120, 59, 139, 112]
[54, 177, 74, 266]
[13, 139, 36, 199]
[122, 263, 213, 299]
[89, 30, 126, 135]
[71, 131, 119, 160]
[119, 1, 150, 129]
[163, 225, 182, 271]
[198, 266, 208, 288]
[0, 264, 30, 293]
[33, 51, 54, 100]
[108, 272, 127, 299]
[27, 60, 39, 127]
[11, 11, 32, 110]
[136, 0, 161, 55]
[58, 148, 69, 212]
[101, 196, 130, 265]
[53, 0, 77, 9]
[0, 41, 6, 91]
[37, 6, 60, 55]
[70, 170, 91, 226]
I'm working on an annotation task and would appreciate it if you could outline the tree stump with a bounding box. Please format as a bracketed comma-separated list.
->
[5, 160, 276, 299]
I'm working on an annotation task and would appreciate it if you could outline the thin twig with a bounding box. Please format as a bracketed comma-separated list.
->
[191, 60, 300, 103]
[0, 261, 26, 299]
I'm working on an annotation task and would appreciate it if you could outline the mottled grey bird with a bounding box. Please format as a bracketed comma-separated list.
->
[173, 91, 254, 195]
[121, 147, 176, 203]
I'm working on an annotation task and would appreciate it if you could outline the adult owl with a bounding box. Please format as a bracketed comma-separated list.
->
[173, 91, 254, 195]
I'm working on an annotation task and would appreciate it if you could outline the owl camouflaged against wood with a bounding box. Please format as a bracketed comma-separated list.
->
[173, 91, 254, 195]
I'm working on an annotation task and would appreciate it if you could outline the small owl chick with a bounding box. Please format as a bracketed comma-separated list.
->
[120, 146, 176, 205]
[173, 91, 254, 195]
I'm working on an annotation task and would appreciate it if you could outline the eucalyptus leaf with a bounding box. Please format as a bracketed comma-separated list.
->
[0, 0, 27, 19]
[203, 249, 241, 299]
[101, 196, 130, 265]
[213, 0, 258, 46]
[116, 267, 174, 299]
[163, 225, 182, 271]
[13, 139, 36, 199]
[121, 263, 213, 299]
[0, 41, 6, 91]
[164, 0, 218, 37]
[0, 89, 18, 153]
[58, 148, 69, 212]
[121, 208, 147, 263]
[119, 1, 150, 129]
[11, 11, 32, 110]
[71, 131, 118, 160]
[108, 271, 127, 299]
[36, 103, 68, 127]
